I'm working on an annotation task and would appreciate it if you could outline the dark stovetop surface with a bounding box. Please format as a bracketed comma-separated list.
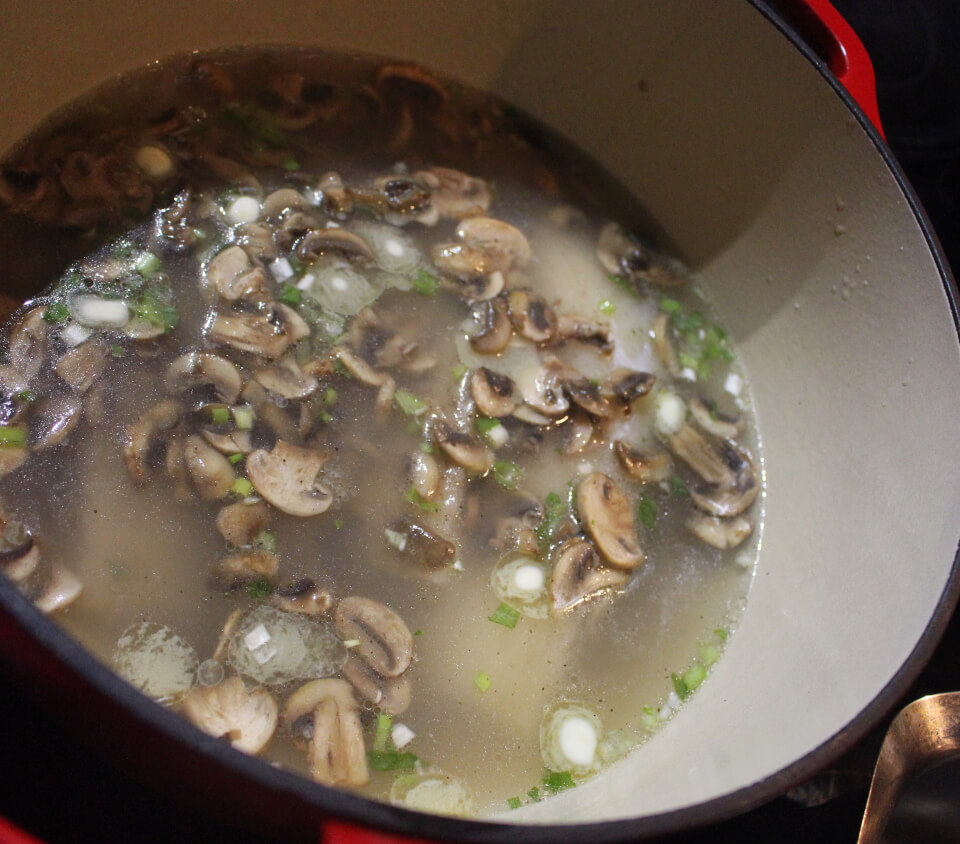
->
[3, 3, 960, 842]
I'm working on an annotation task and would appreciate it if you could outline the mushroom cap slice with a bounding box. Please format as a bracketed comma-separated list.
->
[556, 314, 614, 353]
[246, 440, 332, 517]
[577, 472, 643, 570]
[686, 514, 753, 549]
[204, 245, 267, 302]
[614, 441, 673, 484]
[607, 369, 656, 406]
[183, 676, 278, 755]
[216, 500, 271, 547]
[283, 678, 368, 787]
[254, 357, 318, 400]
[165, 351, 243, 404]
[334, 596, 414, 678]
[507, 290, 558, 345]
[551, 537, 629, 612]
[689, 395, 743, 440]
[30, 392, 82, 451]
[0, 446, 29, 479]
[457, 216, 531, 273]
[436, 424, 494, 474]
[123, 399, 181, 484]
[471, 367, 517, 418]
[297, 228, 375, 264]
[668, 424, 759, 517]
[468, 297, 513, 354]
[386, 518, 457, 568]
[55, 339, 108, 393]
[216, 549, 279, 587]
[33, 564, 83, 614]
[342, 652, 412, 715]
[207, 304, 309, 359]
[184, 435, 236, 500]
[417, 166, 491, 220]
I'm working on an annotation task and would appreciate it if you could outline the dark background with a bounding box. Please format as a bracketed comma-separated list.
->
[2, 2, 960, 842]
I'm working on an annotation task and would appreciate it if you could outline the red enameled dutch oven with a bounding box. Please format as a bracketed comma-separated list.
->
[1, 1, 960, 841]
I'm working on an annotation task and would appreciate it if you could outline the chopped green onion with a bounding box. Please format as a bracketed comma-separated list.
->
[209, 406, 231, 425]
[324, 387, 339, 405]
[14, 390, 36, 403]
[640, 705, 659, 731]
[543, 771, 576, 793]
[282, 157, 300, 172]
[536, 491, 565, 549]
[418, 441, 434, 455]
[112, 239, 135, 259]
[411, 269, 440, 297]
[598, 298, 616, 316]
[394, 389, 427, 417]
[367, 750, 419, 772]
[698, 642, 720, 668]
[659, 297, 682, 313]
[230, 478, 254, 498]
[253, 530, 276, 553]
[413, 629, 423, 637]
[278, 283, 301, 307]
[134, 251, 161, 278]
[228, 453, 244, 465]
[374, 713, 393, 752]
[474, 671, 492, 692]
[0, 426, 27, 448]
[475, 416, 499, 434]
[637, 494, 658, 529]
[682, 663, 707, 692]
[246, 576, 273, 600]
[527, 787, 541, 802]
[334, 518, 344, 530]
[42, 302, 70, 323]
[110, 344, 126, 358]
[488, 602, 520, 629]
[319, 411, 333, 424]
[670, 474, 689, 498]
[452, 365, 468, 380]
[231, 406, 254, 430]
[492, 460, 523, 490]
[715, 628, 729, 641]
[671, 672, 691, 700]
[607, 273, 639, 297]
[507, 797, 522, 810]
[405, 485, 440, 512]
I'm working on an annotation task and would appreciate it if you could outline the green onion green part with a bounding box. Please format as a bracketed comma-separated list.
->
[411, 269, 440, 297]
[405, 485, 440, 513]
[637, 494, 658, 529]
[278, 283, 302, 307]
[42, 302, 70, 323]
[488, 602, 521, 629]
[394, 389, 428, 417]
[543, 771, 576, 793]
[474, 671, 492, 692]
[492, 460, 523, 490]
[230, 478, 254, 498]
[0, 426, 27, 448]
[374, 713, 393, 752]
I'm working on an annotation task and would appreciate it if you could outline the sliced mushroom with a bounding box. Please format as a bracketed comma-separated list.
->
[283, 678, 368, 787]
[666, 423, 734, 486]
[271, 579, 334, 616]
[686, 514, 753, 549]
[521, 367, 569, 418]
[164, 434, 192, 500]
[408, 450, 440, 499]
[560, 411, 596, 455]
[689, 395, 743, 440]
[436, 424, 494, 474]
[432, 242, 495, 281]
[377, 62, 449, 105]
[215, 549, 279, 587]
[653, 313, 679, 375]
[123, 399, 181, 484]
[0, 518, 40, 584]
[30, 392, 82, 451]
[246, 440, 332, 517]
[457, 217, 531, 274]
[507, 290, 558, 345]
[614, 442, 673, 484]
[254, 357, 318, 400]
[165, 352, 243, 404]
[216, 500, 271, 547]
[342, 653, 412, 715]
[207, 304, 309, 359]
[55, 339, 108, 393]
[386, 518, 456, 568]
[606, 369, 656, 407]
[576, 472, 643, 570]
[202, 428, 254, 455]
[597, 222, 685, 289]
[0, 445, 29, 479]
[185, 435, 236, 500]
[33, 564, 83, 614]
[551, 536, 629, 612]
[563, 377, 611, 418]
[183, 675, 278, 755]
[204, 245, 268, 303]
[334, 596, 413, 678]
[259, 188, 309, 220]
[333, 347, 388, 387]
[415, 166, 491, 220]
[689, 441, 759, 518]
[235, 222, 280, 260]
[556, 314, 614, 353]
[296, 227, 375, 264]
[8, 307, 49, 381]
[470, 367, 516, 418]
[468, 297, 513, 354]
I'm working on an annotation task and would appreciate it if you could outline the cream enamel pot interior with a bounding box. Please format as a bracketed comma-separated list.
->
[1, 1, 960, 841]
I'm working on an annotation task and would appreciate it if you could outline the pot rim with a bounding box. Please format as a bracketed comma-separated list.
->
[1, 2, 959, 841]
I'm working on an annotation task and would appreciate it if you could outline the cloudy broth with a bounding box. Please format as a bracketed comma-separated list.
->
[0, 49, 760, 816]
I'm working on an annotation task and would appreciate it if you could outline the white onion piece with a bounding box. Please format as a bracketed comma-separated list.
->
[68, 294, 130, 329]
[654, 390, 687, 436]
[490, 554, 551, 619]
[113, 621, 198, 703]
[305, 265, 382, 315]
[540, 702, 603, 776]
[390, 773, 473, 817]
[353, 222, 421, 275]
[226, 196, 261, 225]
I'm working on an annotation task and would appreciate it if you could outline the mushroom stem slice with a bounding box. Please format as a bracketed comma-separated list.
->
[216, 500, 271, 547]
[334, 596, 414, 678]
[551, 537, 629, 612]
[614, 442, 673, 484]
[182, 675, 278, 755]
[689, 395, 743, 440]
[184, 435, 236, 500]
[246, 441, 332, 517]
[576, 473, 643, 570]
[165, 352, 243, 404]
[342, 653, 412, 716]
[123, 399, 182, 484]
[436, 424, 494, 474]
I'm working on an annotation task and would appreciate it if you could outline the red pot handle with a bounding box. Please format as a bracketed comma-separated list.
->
[0, 816, 44, 844]
[321, 820, 438, 844]
[776, 0, 885, 139]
